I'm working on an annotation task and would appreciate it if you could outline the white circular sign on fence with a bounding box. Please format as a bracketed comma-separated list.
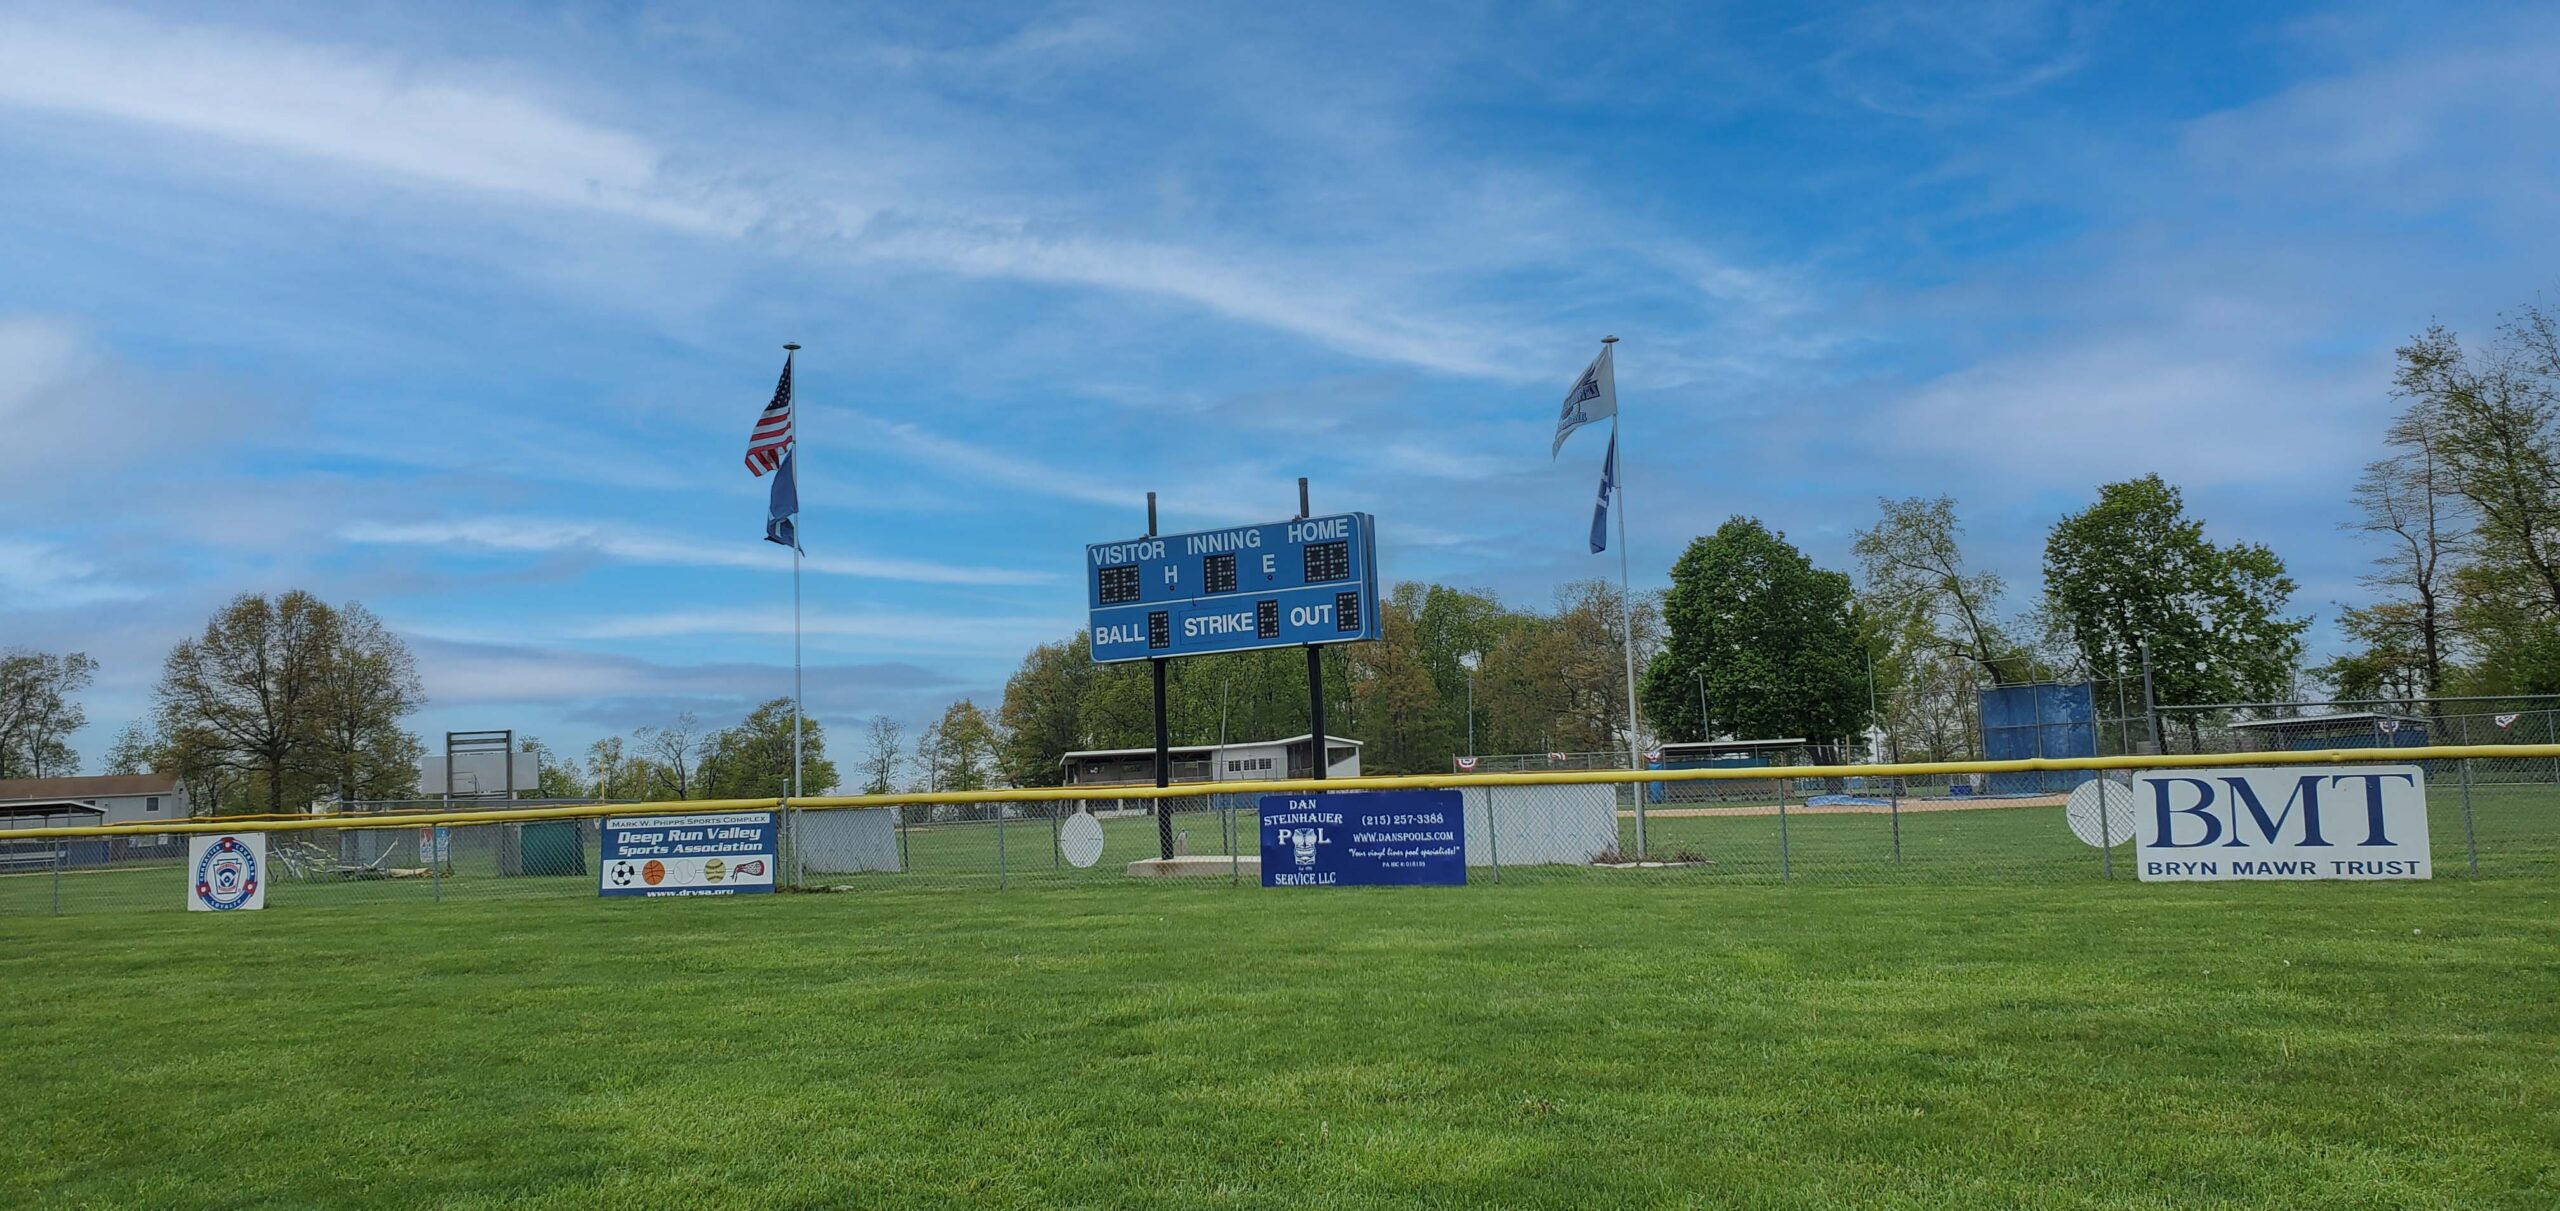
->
[2065, 779, 2135, 848]
[1059, 810, 1106, 869]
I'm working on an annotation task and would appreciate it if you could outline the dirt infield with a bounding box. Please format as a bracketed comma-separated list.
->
[1621, 794, 2069, 820]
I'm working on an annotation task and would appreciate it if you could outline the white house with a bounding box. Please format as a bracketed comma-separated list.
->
[0, 773, 187, 829]
[1060, 734, 1362, 787]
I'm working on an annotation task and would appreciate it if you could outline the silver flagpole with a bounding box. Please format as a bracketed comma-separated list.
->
[1604, 336, 1645, 858]
[785, 342, 804, 800]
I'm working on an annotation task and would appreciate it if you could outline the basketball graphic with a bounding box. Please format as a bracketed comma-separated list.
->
[642, 860, 666, 885]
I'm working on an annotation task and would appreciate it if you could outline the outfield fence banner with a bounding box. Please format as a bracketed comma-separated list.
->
[2, 746, 2555, 917]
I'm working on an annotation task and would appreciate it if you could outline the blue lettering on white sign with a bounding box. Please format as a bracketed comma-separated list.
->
[1086, 512, 1380, 663]
[1260, 790, 1465, 887]
[601, 812, 778, 897]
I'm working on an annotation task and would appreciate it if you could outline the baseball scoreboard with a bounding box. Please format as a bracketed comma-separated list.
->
[1086, 512, 1381, 663]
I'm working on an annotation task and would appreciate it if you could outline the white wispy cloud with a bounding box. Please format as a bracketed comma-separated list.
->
[406, 635, 963, 710]
[867, 419, 1284, 523]
[0, 5, 732, 233]
[0, 6, 1516, 379]
[0, 538, 149, 607]
[0, 313, 279, 490]
[338, 517, 1052, 586]
[0, 5, 1800, 387]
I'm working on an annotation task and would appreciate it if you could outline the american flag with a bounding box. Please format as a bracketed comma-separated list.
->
[745, 352, 795, 476]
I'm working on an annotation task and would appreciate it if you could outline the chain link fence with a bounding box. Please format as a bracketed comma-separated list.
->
[4, 750, 2554, 917]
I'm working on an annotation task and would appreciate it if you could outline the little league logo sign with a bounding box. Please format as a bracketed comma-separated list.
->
[188, 833, 268, 912]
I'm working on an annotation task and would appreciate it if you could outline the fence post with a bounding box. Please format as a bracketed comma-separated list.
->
[2547, 710, 2559, 784]
[2100, 773, 2116, 881]
[1777, 775, 1791, 884]
[51, 845, 62, 916]
[1483, 789, 1501, 884]
[433, 829, 443, 903]
[1052, 804, 1062, 870]
[1888, 778, 1902, 865]
[2459, 757, 2478, 878]
[997, 806, 1008, 891]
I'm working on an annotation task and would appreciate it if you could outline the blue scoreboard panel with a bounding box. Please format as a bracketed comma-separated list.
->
[1087, 512, 1380, 663]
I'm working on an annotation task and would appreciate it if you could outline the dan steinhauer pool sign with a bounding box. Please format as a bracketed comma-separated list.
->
[2133, 764, 2430, 882]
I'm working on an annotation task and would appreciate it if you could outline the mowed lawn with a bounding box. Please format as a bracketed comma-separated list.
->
[3, 876, 2556, 1208]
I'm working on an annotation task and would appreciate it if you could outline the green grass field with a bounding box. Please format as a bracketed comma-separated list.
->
[4, 871, 2557, 1208]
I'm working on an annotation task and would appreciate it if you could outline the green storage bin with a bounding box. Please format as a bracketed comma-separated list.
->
[510, 821, 588, 877]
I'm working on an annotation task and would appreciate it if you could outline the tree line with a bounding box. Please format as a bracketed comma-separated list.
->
[988, 579, 1658, 780]
[570, 698, 838, 802]
[971, 469, 2326, 775]
[2328, 303, 2560, 701]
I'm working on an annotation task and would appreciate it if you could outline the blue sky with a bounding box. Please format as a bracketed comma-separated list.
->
[3, 0, 2555, 770]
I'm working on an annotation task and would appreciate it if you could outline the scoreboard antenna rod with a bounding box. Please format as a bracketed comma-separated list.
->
[1147, 490, 1173, 860]
[1297, 477, 1309, 520]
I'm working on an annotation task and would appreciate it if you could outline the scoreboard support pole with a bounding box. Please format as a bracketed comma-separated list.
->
[1153, 657, 1173, 860]
[1147, 491, 1175, 862]
[1298, 479, 1329, 785]
[1307, 647, 1327, 782]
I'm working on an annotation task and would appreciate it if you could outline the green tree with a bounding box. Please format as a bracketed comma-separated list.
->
[1480, 580, 1658, 755]
[1853, 496, 2019, 685]
[695, 698, 838, 799]
[513, 736, 590, 799]
[1642, 518, 1868, 747]
[1403, 583, 1516, 757]
[154, 591, 429, 813]
[2042, 475, 2309, 714]
[586, 736, 663, 800]
[996, 633, 1094, 787]
[0, 648, 97, 778]
[929, 699, 999, 791]
[857, 714, 904, 794]
[2330, 331, 2468, 702]
[1344, 595, 1447, 773]
[307, 604, 425, 803]
[634, 713, 706, 799]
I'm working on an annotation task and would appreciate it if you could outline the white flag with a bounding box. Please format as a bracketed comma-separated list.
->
[1551, 343, 1617, 457]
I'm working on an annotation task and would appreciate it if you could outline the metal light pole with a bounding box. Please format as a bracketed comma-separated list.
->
[1459, 651, 1480, 757]
[1694, 667, 1709, 741]
[2138, 637, 2161, 754]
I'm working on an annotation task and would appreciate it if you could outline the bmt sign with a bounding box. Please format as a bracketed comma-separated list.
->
[2133, 765, 2430, 881]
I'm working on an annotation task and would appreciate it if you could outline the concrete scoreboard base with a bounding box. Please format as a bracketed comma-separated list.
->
[1126, 856, 1261, 878]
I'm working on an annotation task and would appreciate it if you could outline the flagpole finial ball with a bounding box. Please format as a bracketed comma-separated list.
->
[783, 342, 801, 351]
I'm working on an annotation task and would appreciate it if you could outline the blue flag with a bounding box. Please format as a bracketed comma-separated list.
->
[1589, 429, 1616, 554]
[765, 450, 801, 552]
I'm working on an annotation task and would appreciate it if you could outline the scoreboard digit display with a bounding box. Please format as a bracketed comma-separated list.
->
[1303, 540, 1350, 584]
[1097, 564, 1141, 605]
[1084, 512, 1381, 664]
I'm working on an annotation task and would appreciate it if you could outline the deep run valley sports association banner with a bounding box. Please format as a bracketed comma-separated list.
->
[601, 812, 776, 897]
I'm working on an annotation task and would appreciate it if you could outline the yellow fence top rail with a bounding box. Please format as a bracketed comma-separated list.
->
[0, 744, 2542, 840]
